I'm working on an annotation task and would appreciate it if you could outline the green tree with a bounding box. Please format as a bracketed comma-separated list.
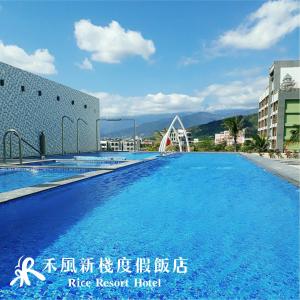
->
[240, 140, 254, 153]
[251, 134, 269, 156]
[194, 138, 215, 151]
[224, 145, 235, 152]
[148, 130, 165, 151]
[214, 142, 226, 152]
[223, 116, 244, 152]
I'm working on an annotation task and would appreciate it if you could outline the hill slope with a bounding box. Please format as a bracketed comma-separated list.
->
[189, 113, 258, 139]
[102, 108, 257, 138]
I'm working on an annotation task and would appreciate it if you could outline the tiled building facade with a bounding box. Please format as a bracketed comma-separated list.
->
[0, 62, 100, 158]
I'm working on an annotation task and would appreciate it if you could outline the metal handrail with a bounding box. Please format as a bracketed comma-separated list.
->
[3, 129, 43, 164]
[3, 129, 23, 164]
[21, 137, 41, 155]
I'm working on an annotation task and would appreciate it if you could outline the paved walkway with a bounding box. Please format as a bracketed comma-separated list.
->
[242, 153, 300, 187]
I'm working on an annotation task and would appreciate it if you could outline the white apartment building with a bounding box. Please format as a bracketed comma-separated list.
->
[169, 129, 192, 145]
[100, 138, 140, 152]
[214, 130, 245, 145]
[258, 60, 300, 150]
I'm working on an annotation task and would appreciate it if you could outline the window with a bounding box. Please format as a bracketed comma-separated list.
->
[38, 91, 42, 96]
[84, 104, 87, 109]
[71, 100, 75, 105]
[0, 79, 4, 86]
[57, 96, 60, 101]
[21, 86, 25, 92]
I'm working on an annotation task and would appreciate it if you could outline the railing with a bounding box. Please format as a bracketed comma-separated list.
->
[21, 137, 42, 156]
[2, 129, 42, 164]
[3, 129, 23, 164]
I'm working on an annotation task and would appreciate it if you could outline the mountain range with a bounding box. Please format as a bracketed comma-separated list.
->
[100, 108, 257, 138]
[189, 113, 258, 139]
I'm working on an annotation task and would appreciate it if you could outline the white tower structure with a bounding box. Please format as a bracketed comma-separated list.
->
[159, 115, 190, 153]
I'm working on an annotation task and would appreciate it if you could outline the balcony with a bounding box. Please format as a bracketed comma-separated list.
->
[270, 110, 278, 116]
[258, 115, 268, 121]
[258, 104, 268, 111]
[270, 93, 278, 104]
[258, 126, 267, 131]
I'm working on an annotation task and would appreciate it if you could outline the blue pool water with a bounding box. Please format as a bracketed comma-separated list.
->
[91, 151, 158, 160]
[26, 159, 122, 168]
[0, 154, 298, 299]
[0, 168, 93, 193]
[50, 151, 159, 160]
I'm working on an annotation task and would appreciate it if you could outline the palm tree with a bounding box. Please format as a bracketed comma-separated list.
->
[152, 129, 167, 151]
[153, 130, 163, 144]
[252, 134, 269, 156]
[223, 116, 244, 152]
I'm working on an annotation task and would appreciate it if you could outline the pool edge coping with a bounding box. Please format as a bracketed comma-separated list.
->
[0, 157, 157, 203]
[240, 153, 300, 187]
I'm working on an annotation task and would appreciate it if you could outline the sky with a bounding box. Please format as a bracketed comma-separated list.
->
[0, 0, 299, 117]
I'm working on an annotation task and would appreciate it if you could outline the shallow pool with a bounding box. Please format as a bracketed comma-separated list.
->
[26, 159, 122, 168]
[0, 154, 298, 299]
[92, 151, 158, 160]
[0, 167, 94, 193]
[50, 151, 159, 160]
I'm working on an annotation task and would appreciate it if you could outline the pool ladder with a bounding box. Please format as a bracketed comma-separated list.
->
[2, 129, 42, 165]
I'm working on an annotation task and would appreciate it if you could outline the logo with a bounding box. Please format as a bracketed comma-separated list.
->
[10, 256, 46, 287]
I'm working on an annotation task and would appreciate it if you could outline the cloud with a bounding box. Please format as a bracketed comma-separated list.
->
[74, 19, 155, 64]
[179, 56, 200, 67]
[77, 57, 93, 70]
[0, 41, 56, 75]
[224, 67, 263, 78]
[87, 91, 202, 117]
[215, 0, 300, 50]
[197, 76, 268, 111]
[85, 74, 267, 116]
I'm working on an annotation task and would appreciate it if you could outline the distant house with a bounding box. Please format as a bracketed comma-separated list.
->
[170, 129, 192, 146]
[100, 138, 140, 152]
[214, 130, 246, 145]
[140, 139, 154, 146]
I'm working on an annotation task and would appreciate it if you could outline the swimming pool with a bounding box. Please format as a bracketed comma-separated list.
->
[26, 159, 123, 168]
[93, 151, 158, 160]
[0, 154, 298, 299]
[50, 151, 159, 160]
[0, 167, 94, 193]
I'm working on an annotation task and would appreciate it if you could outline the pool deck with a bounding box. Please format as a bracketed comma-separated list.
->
[0, 157, 157, 203]
[242, 153, 300, 187]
